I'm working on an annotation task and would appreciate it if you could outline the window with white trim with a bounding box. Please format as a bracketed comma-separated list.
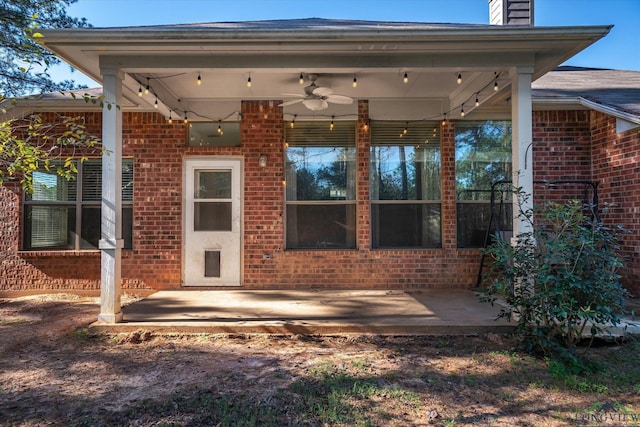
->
[370, 120, 442, 248]
[285, 121, 356, 249]
[23, 158, 133, 250]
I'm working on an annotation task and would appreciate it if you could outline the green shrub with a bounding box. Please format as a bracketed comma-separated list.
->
[479, 190, 628, 366]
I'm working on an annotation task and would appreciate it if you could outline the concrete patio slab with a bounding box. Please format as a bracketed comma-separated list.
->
[90, 289, 516, 335]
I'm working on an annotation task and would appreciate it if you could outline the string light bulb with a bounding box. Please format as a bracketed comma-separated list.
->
[494, 78, 499, 92]
[363, 121, 369, 132]
[183, 112, 188, 124]
[460, 105, 465, 117]
[290, 114, 296, 129]
[154, 97, 158, 109]
[352, 75, 357, 88]
[403, 72, 409, 84]
[403, 122, 408, 135]
[247, 74, 252, 88]
[197, 73, 202, 86]
[217, 121, 223, 135]
[457, 73, 462, 84]
[441, 113, 447, 127]
[330, 116, 335, 131]
[475, 94, 480, 107]
[145, 78, 150, 95]
[299, 73, 304, 85]
[138, 85, 143, 97]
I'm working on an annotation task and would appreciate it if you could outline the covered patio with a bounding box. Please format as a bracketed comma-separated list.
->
[34, 18, 612, 324]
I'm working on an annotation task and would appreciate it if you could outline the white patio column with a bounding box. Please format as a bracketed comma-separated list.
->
[97, 67, 124, 323]
[510, 67, 534, 238]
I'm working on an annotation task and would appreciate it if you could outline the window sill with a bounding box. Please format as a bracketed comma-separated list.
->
[18, 249, 133, 258]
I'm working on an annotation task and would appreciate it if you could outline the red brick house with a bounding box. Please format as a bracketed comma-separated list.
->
[2, 5, 639, 323]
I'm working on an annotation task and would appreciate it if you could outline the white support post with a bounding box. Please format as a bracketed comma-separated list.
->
[97, 67, 124, 324]
[510, 67, 534, 239]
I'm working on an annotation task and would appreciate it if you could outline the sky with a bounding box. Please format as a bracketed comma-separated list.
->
[53, 0, 640, 86]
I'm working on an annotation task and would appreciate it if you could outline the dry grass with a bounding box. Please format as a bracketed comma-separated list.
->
[1, 294, 639, 426]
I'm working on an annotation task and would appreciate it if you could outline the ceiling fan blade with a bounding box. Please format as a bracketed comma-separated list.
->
[326, 94, 354, 105]
[281, 93, 306, 98]
[279, 99, 304, 107]
[312, 86, 334, 97]
[303, 99, 329, 111]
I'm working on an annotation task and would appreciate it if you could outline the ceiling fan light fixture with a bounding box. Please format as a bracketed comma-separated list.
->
[302, 98, 327, 111]
[280, 74, 353, 111]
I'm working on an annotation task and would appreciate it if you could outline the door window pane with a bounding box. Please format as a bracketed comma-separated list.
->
[194, 202, 232, 231]
[195, 170, 231, 199]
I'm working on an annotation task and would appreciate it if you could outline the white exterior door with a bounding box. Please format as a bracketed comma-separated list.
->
[184, 158, 242, 286]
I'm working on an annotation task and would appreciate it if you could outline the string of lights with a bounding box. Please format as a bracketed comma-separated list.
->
[134, 70, 505, 127]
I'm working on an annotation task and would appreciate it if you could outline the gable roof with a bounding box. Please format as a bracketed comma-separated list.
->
[33, 17, 611, 121]
[533, 66, 640, 125]
[95, 18, 491, 32]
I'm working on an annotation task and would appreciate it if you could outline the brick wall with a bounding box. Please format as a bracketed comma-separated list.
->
[1, 112, 105, 291]
[240, 101, 286, 287]
[238, 101, 478, 289]
[532, 110, 594, 206]
[530, 109, 639, 295]
[3, 106, 637, 294]
[1, 111, 186, 291]
[590, 111, 640, 295]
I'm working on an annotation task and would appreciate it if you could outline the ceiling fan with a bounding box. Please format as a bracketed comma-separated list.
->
[279, 74, 354, 111]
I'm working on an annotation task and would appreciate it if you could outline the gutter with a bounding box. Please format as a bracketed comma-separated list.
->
[38, 25, 612, 45]
[579, 97, 640, 126]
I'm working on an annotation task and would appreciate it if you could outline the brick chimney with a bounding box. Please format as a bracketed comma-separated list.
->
[489, 0, 534, 26]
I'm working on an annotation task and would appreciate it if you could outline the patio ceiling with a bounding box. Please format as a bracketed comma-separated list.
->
[38, 19, 611, 122]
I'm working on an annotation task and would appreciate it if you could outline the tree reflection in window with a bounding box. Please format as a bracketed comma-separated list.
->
[455, 121, 512, 248]
[284, 121, 357, 250]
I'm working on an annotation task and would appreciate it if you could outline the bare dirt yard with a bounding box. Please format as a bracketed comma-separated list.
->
[1, 294, 639, 426]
